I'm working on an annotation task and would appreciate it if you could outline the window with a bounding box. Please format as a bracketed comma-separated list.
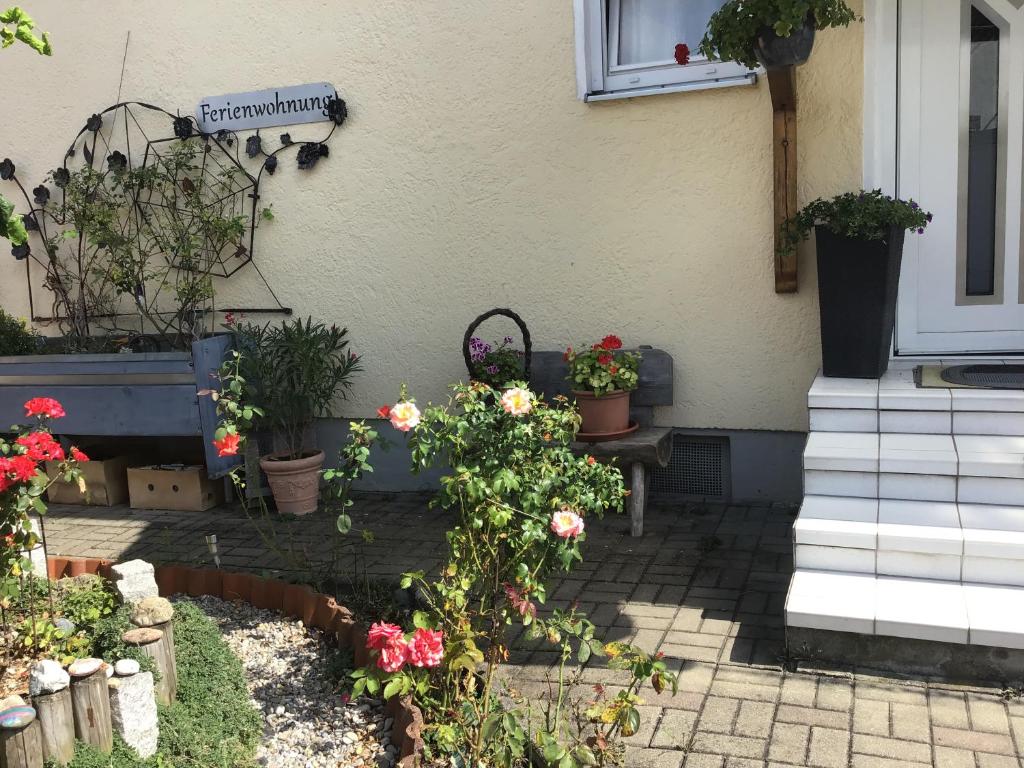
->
[574, 0, 757, 101]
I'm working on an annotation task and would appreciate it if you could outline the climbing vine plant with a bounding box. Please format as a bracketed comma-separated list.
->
[1, 6, 50, 246]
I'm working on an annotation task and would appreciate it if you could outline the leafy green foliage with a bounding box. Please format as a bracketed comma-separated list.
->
[780, 188, 933, 258]
[0, 308, 40, 355]
[0, 6, 50, 55]
[324, 420, 379, 535]
[699, 0, 858, 69]
[56, 600, 262, 768]
[234, 317, 361, 459]
[0, 194, 27, 245]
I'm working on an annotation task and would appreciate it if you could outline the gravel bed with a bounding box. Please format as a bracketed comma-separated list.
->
[181, 595, 397, 768]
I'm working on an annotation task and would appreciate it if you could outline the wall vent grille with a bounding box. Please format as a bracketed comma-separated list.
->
[650, 434, 730, 499]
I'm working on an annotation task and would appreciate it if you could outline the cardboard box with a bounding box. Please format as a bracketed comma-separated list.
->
[127, 465, 224, 512]
[47, 456, 130, 506]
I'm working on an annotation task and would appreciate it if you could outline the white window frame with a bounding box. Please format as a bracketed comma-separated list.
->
[574, 0, 757, 102]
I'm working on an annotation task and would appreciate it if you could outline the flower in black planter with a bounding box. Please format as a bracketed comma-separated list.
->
[53, 167, 70, 187]
[0, 158, 14, 180]
[216, 129, 234, 147]
[12, 242, 29, 260]
[22, 213, 38, 231]
[296, 143, 328, 170]
[107, 151, 127, 172]
[86, 113, 103, 132]
[326, 96, 348, 126]
[173, 116, 194, 139]
[280, 133, 293, 146]
[264, 155, 278, 175]
[32, 185, 49, 205]
[245, 134, 262, 158]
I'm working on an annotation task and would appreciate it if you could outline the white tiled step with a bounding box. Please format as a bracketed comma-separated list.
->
[786, 569, 1024, 648]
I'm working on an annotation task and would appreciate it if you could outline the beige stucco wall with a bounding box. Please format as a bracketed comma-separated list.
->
[0, 0, 864, 432]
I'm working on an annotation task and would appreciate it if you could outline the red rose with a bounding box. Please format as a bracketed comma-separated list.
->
[563, 346, 573, 362]
[8, 455, 37, 482]
[16, 432, 64, 462]
[674, 43, 691, 66]
[600, 335, 623, 350]
[24, 397, 65, 420]
[376, 405, 391, 419]
[597, 353, 613, 366]
[71, 447, 90, 463]
[609, 365, 619, 375]
[211, 432, 241, 457]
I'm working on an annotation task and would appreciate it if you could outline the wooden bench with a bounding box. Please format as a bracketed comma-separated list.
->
[530, 346, 674, 537]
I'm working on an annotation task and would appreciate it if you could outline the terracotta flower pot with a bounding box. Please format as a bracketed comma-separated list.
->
[283, 583, 311, 619]
[259, 450, 325, 516]
[573, 389, 631, 436]
[222, 571, 253, 602]
[155, 565, 186, 597]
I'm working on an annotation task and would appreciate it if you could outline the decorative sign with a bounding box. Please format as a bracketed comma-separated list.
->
[195, 82, 338, 133]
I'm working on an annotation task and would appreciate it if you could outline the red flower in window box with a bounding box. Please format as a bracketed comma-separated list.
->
[674, 43, 691, 66]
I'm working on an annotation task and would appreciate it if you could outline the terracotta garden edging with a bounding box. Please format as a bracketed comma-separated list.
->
[42, 557, 424, 767]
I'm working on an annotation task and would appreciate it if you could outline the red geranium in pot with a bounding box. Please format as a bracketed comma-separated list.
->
[565, 335, 641, 440]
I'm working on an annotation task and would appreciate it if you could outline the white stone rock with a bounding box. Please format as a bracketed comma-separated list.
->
[68, 657, 103, 677]
[110, 559, 159, 604]
[109, 671, 158, 758]
[114, 659, 140, 677]
[28, 660, 70, 695]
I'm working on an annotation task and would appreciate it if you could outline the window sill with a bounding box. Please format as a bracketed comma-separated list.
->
[583, 73, 757, 102]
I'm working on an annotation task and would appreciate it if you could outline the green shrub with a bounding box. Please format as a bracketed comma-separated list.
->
[57, 600, 262, 768]
[0, 308, 40, 356]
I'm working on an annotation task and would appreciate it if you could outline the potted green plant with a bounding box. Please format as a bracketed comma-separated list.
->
[781, 189, 932, 378]
[235, 317, 361, 515]
[564, 335, 640, 440]
[699, 0, 858, 70]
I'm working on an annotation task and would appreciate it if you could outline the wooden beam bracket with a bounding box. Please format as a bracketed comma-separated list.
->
[768, 66, 799, 293]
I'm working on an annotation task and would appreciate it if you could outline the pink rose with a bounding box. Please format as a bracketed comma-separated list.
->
[550, 508, 585, 538]
[407, 627, 444, 668]
[377, 636, 408, 673]
[500, 387, 533, 416]
[366, 621, 404, 650]
[389, 401, 421, 432]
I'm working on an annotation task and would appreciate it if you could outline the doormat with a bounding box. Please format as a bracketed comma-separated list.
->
[915, 364, 1024, 390]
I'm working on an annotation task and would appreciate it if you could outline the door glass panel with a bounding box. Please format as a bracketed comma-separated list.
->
[965, 6, 999, 296]
[614, 0, 723, 66]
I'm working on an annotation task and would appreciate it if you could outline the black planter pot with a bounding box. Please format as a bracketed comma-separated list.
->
[815, 225, 906, 379]
[755, 13, 816, 69]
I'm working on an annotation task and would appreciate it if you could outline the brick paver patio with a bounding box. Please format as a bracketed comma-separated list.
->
[42, 494, 1024, 767]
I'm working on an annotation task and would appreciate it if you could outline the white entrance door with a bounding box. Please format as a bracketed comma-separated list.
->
[894, 0, 1024, 354]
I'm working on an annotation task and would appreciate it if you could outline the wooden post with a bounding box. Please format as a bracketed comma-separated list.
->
[69, 670, 112, 753]
[0, 719, 43, 768]
[768, 65, 799, 293]
[123, 626, 176, 705]
[629, 462, 646, 538]
[33, 689, 74, 766]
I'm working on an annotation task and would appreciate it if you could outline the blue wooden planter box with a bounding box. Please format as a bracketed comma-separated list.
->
[0, 335, 237, 478]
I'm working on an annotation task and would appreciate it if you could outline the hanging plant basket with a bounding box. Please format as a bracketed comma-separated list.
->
[755, 12, 817, 69]
[461, 308, 532, 388]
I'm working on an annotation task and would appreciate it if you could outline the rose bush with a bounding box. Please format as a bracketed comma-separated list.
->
[352, 382, 675, 766]
[2, 397, 87, 588]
